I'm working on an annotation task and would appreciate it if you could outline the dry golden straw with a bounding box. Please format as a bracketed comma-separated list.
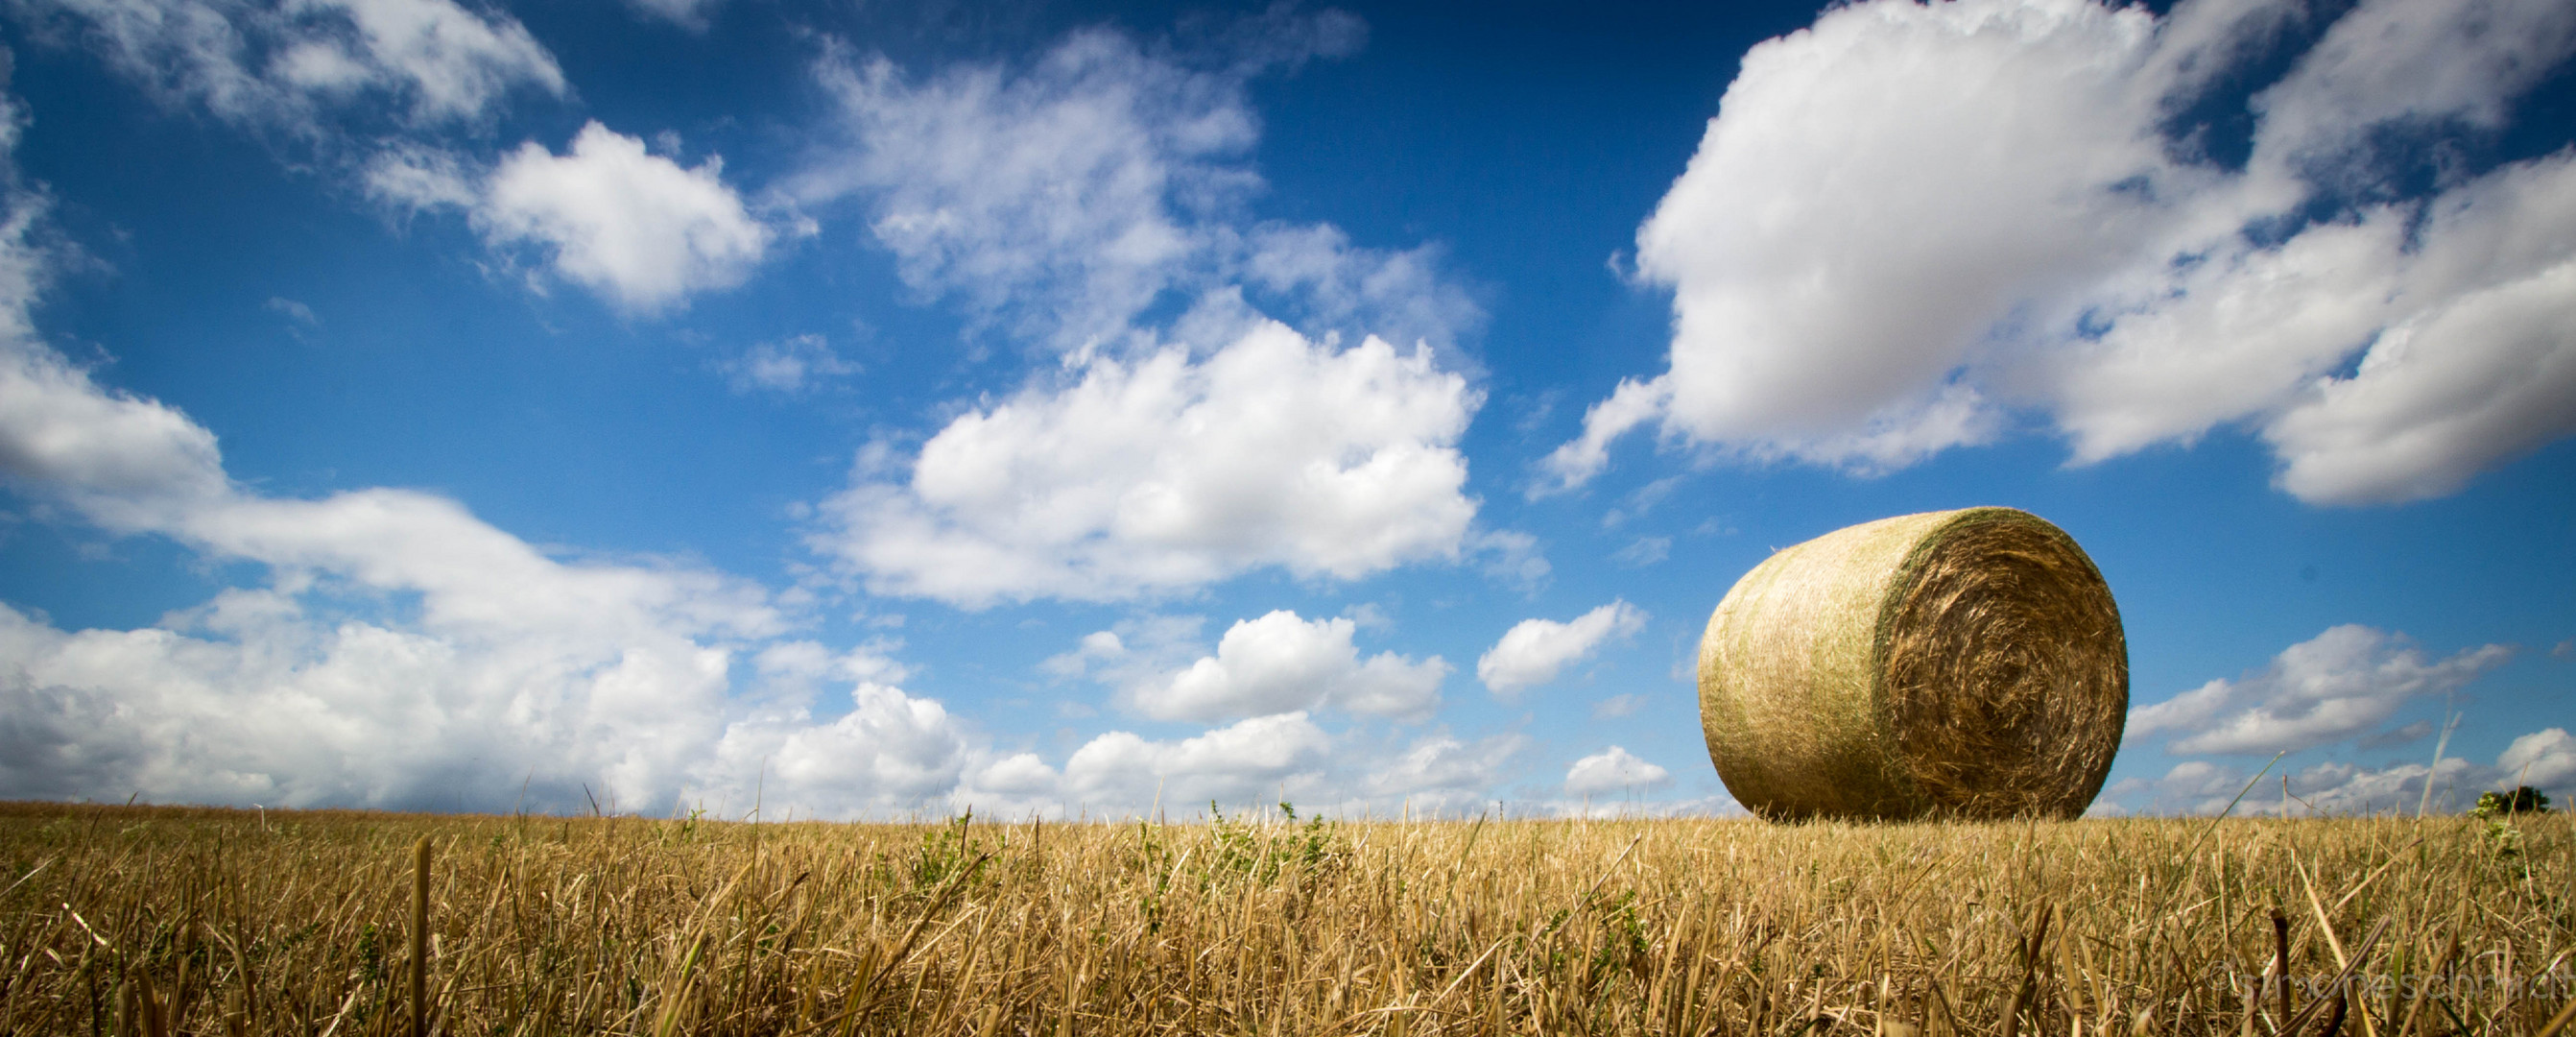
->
[1698, 507, 2127, 821]
[3, 803, 2569, 1036]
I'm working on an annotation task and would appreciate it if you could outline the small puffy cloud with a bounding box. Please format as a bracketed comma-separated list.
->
[27, 0, 565, 133]
[1477, 600, 1647, 697]
[2127, 624, 2510, 756]
[1132, 610, 1446, 723]
[705, 681, 973, 817]
[1363, 732, 1527, 814]
[263, 296, 318, 327]
[1591, 693, 1644, 719]
[1552, 0, 2576, 505]
[1044, 719, 1530, 818]
[365, 126, 785, 314]
[813, 321, 1479, 605]
[1538, 375, 1671, 494]
[1040, 629, 1129, 679]
[717, 334, 858, 395]
[948, 752, 1068, 819]
[1564, 746, 1671, 797]
[2498, 728, 2576, 791]
[1063, 711, 1333, 810]
[361, 142, 478, 209]
[478, 122, 775, 314]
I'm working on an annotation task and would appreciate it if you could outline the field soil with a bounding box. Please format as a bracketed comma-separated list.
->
[0, 802, 2566, 1035]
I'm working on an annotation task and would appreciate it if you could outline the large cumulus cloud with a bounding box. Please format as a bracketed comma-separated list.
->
[1548, 0, 2576, 505]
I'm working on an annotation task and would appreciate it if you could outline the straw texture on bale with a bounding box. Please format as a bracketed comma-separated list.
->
[1698, 507, 2126, 821]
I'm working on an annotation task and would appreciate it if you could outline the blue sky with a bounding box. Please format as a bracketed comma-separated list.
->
[0, 0, 2570, 819]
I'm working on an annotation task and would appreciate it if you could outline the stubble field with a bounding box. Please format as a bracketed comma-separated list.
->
[0, 802, 2566, 1035]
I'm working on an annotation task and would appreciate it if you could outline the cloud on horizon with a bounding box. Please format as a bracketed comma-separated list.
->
[2126, 623, 2512, 756]
[2107, 728, 2575, 816]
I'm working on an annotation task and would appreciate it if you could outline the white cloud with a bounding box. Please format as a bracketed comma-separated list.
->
[1039, 719, 1532, 818]
[620, 0, 720, 32]
[2498, 728, 2576, 790]
[2127, 624, 2511, 756]
[790, 19, 1501, 604]
[0, 335, 229, 527]
[360, 124, 788, 314]
[2116, 728, 2576, 816]
[813, 321, 1480, 605]
[1591, 692, 1644, 719]
[2250, 0, 2576, 170]
[1476, 599, 1647, 696]
[799, 29, 1242, 348]
[263, 296, 318, 327]
[1538, 375, 1670, 494]
[1362, 732, 1527, 815]
[795, 22, 1476, 352]
[1619, 0, 2179, 471]
[704, 681, 971, 818]
[717, 334, 858, 395]
[0, 592, 720, 809]
[2118, 759, 2309, 816]
[1062, 711, 1334, 812]
[0, 260, 1507, 818]
[1131, 610, 1446, 723]
[1552, 0, 2576, 505]
[27, 0, 565, 132]
[360, 140, 477, 207]
[2258, 157, 2576, 501]
[0, 97, 1530, 820]
[32, 5, 775, 317]
[477, 122, 775, 314]
[750, 638, 906, 689]
[0, 109, 982, 818]
[1610, 536, 1670, 567]
[1564, 746, 1672, 797]
[1040, 628, 1133, 679]
[0, 434, 985, 816]
[1236, 223, 1481, 363]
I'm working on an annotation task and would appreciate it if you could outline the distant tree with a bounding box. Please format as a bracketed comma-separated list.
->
[2472, 785, 2552, 818]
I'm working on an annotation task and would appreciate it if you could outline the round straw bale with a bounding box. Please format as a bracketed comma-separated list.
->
[1697, 507, 2126, 821]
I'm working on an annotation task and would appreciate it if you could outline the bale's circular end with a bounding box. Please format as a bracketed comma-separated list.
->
[1697, 508, 2126, 822]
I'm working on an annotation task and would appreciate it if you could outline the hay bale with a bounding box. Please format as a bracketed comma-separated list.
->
[1697, 508, 2126, 821]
